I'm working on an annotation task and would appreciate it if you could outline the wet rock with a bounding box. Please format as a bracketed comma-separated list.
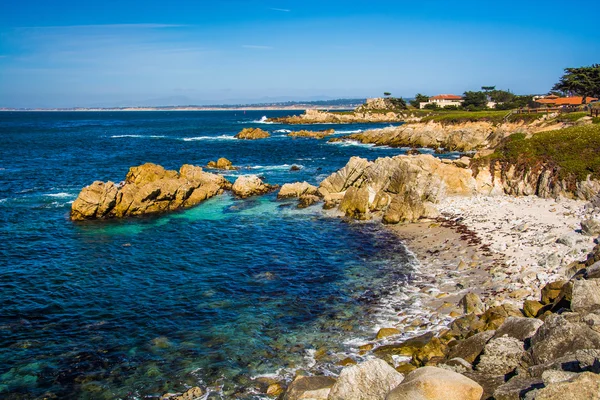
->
[231, 175, 278, 198]
[476, 336, 527, 376]
[206, 157, 237, 170]
[412, 338, 448, 367]
[582, 218, 600, 236]
[267, 383, 285, 396]
[373, 332, 434, 364]
[386, 366, 483, 400]
[70, 181, 118, 220]
[480, 304, 523, 331]
[448, 330, 495, 364]
[571, 279, 600, 313]
[492, 376, 543, 400]
[376, 327, 401, 340]
[160, 386, 204, 400]
[282, 376, 336, 400]
[448, 313, 485, 338]
[534, 372, 600, 400]
[459, 292, 485, 315]
[493, 317, 543, 342]
[328, 359, 404, 400]
[234, 127, 270, 139]
[298, 194, 320, 208]
[530, 314, 600, 364]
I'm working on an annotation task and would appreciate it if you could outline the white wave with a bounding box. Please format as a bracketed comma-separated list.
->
[249, 164, 302, 171]
[274, 129, 291, 133]
[45, 192, 74, 198]
[334, 129, 364, 134]
[0, 198, 6, 203]
[182, 135, 237, 141]
[252, 116, 273, 124]
[327, 140, 375, 148]
[111, 134, 166, 139]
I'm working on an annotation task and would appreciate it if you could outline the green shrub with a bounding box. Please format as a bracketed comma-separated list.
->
[487, 124, 600, 181]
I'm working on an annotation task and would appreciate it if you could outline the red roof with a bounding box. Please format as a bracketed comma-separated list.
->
[536, 96, 598, 105]
[430, 94, 463, 100]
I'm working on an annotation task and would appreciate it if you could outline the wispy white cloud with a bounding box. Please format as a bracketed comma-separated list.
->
[269, 8, 291, 12]
[242, 45, 273, 50]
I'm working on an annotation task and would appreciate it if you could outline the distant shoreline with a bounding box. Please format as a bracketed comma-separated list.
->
[0, 106, 355, 112]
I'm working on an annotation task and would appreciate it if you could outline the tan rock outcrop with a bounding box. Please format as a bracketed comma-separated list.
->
[277, 182, 319, 199]
[268, 108, 405, 124]
[234, 127, 270, 139]
[206, 157, 237, 170]
[328, 359, 404, 400]
[385, 366, 483, 400]
[231, 175, 278, 198]
[288, 129, 335, 139]
[71, 163, 230, 220]
[319, 154, 476, 223]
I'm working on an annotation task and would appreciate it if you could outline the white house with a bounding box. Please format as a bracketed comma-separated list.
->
[420, 94, 463, 109]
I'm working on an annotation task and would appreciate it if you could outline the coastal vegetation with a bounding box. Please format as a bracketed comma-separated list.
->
[486, 123, 600, 181]
[552, 64, 600, 101]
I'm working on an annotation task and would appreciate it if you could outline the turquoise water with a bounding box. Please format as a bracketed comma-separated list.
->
[0, 111, 421, 399]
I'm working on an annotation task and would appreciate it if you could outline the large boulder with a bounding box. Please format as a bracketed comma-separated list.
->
[231, 175, 278, 198]
[448, 330, 495, 364]
[492, 376, 543, 400]
[71, 163, 229, 220]
[530, 314, 600, 364]
[571, 279, 600, 313]
[529, 349, 600, 377]
[328, 359, 404, 400]
[386, 366, 483, 400]
[475, 336, 527, 376]
[339, 186, 371, 219]
[234, 127, 270, 139]
[493, 317, 544, 342]
[533, 372, 600, 400]
[282, 376, 336, 400]
[278, 182, 319, 199]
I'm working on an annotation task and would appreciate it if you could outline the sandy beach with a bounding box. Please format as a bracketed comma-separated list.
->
[369, 194, 598, 347]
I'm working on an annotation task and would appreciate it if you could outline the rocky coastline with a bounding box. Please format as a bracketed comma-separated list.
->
[70, 128, 600, 399]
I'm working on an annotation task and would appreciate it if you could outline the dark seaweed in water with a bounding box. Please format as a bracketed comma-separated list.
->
[0, 111, 414, 399]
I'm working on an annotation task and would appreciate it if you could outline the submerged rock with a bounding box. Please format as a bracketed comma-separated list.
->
[328, 359, 404, 400]
[234, 127, 270, 140]
[71, 163, 230, 220]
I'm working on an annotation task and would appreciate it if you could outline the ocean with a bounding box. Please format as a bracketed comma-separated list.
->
[1, 111, 437, 399]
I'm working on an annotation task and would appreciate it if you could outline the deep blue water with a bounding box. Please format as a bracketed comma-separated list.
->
[0, 111, 426, 399]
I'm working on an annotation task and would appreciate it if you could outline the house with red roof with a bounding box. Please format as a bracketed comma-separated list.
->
[420, 94, 463, 109]
[535, 96, 598, 106]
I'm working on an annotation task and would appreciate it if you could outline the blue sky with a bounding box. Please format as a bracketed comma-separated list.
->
[0, 0, 598, 107]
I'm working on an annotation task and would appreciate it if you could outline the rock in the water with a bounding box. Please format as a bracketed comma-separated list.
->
[288, 129, 335, 139]
[71, 163, 230, 220]
[374, 332, 434, 364]
[571, 279, 600, 313]
[207, 157, 237, 170]
[234, 127, 270, 140]
[376, 328, 401, 340]
[278, 182, 319, 199]
[492, 376, 543, 400]
[160, 386, 204, 400]
[231, 175, 277, 198]
[493, 317, 543, 342]
[328, 359, 404, 400]
[283, 376, 336, 400]
[448, 330, 495, 364]
[339, 186, 371, 219]
[581, 218, 600, 236]
[298, 194, 320, 208]
[534, 372, 600, 400]
[530, 314, 600, 364]
[459, 292, 485, 315]
[386, 366, 483, 400]
[476, 336, 527, 375]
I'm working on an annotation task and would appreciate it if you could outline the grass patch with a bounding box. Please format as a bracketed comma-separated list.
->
[486, 124, 600, 181]
[555, 112, 589, 122]
[419, 110, 545, 124]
